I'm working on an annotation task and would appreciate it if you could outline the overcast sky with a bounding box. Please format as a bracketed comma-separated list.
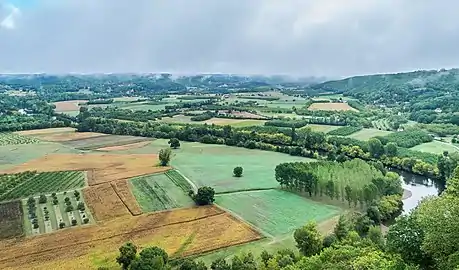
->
[1, 0, 459, 77]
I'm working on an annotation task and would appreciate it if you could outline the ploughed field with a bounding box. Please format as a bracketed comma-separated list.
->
[0, 206, 262, 270]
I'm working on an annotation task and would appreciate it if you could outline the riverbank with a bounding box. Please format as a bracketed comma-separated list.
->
[402, 188, 413, 200]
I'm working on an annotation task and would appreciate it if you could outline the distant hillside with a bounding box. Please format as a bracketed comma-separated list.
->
[311, 68, 459, 124]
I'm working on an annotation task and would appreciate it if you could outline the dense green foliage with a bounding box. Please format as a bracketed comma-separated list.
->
[312, 68, 459, 126]
[415, 123, 459, 137]
[275, 159, 403, 211]
[376, 129, 433, 148]
[327, 126, 363, 136]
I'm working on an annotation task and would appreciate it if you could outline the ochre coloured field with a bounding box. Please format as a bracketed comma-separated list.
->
[53, 100, 88, 112]
[308, 102, 358, 112]
[83, 183, 131, 221]
[0, 206, 262, 270]
[111, 179, 143, 216]
[2, 154, 171, 185]
[96, 141, 151, 152]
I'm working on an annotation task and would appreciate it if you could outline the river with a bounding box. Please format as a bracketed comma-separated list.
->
[395, 170, 442, 213]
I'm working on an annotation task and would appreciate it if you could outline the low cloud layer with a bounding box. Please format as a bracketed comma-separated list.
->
[1, 0, 459, 77]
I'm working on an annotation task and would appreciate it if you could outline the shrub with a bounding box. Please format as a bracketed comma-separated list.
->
[83, 217, 90, 224]
[74, 190, 80, 198]
[59, 221, 65, 229]
[65, 205, 74, 212]
[64, 197, 70, 203]
[52, 198, 59, 205]
[233, 166, 243, 177]
[33, 223, 39, 229]
[193, 186, 215, 205]
[77, 202, 85, 211]
[71, 219, 77, 226]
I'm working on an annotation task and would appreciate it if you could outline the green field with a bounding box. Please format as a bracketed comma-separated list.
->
[0, 133, 40, 146]
[112, 140, 315, 193]
[158, 115, 194, 124]
[0, 171, 86, 201]
[0, 142, 80, 171]
[130, 172, 194, 212]
[118, 103, 174, 111]
[347, 128, 393, 141]
[216, 189, 340, 236]
[411, 140, 459, 155]
[303, 124, 341, 133]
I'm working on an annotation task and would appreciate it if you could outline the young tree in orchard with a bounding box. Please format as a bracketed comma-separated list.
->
[168, 138, 181, 149]
[294, 221, 323, 256]
[233, 166, 243, 177]
[158, 148, 172, 166]
[116, 242, 137, 270]
[193, 186, 215, 205]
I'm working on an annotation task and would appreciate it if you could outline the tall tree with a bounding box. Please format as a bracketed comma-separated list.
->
[368, 138, 385, 158]
[158, 148, 172, 166]
[334, 215, 350, 240]
[116, 242, 137, 270]
[294, 221, 323, 256]
[168, 138, 181, 149]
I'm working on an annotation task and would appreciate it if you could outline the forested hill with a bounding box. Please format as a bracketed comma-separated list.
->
[310, 68, 459, 124]
[0, 74, 322, 99]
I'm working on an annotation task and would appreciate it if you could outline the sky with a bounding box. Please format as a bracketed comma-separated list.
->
[0, 0, 459, 77]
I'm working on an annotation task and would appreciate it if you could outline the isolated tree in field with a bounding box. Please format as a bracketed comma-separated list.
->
[168, 138, 181, 149]
[294, 221, 323, 256]
[233, 166, 243, 177]
[116, 242, 137, 270]
[158, 148, 172, 166]
[193, 186, 215, 205]
[368, 138, 385, 158]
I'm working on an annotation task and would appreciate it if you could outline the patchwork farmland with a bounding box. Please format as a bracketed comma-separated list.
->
[0, 128, 342, 269]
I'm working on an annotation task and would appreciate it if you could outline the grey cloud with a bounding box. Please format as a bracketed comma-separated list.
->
[1, 0, 459, 77]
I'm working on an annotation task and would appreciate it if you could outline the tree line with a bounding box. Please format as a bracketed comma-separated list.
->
[78, 116, 448, 183]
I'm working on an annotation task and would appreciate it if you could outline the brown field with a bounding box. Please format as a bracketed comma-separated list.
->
[15, 127, 76, 135]
[111, 179, 143, 216]
[32, 132, 108, 142]
[83, 183, 131, 221]
[53, 100, 88, 112]
[0, 206, 262, 270]
[61, 135, 151, 150]
[0, 201, 23, 240]
[2, 154, 171, 185]
[308, 102, 358, 112]
[96, 141, 151, 152]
